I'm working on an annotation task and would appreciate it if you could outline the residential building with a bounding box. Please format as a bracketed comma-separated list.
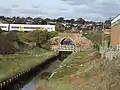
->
[0, 19, 8, 24]
[111, 14, 120, 47]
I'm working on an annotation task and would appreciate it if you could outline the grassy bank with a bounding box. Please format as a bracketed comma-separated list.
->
[36, 50, 103, 90]
[41, 51, 120, 90]
[36, 51, 96, 89]
[52, 51, 91, 80]
[52, 52, 89, 80]
[36, 49, 120, 90]
[0, 48, 55, 81]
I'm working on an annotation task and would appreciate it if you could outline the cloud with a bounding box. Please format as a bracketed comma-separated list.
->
[11, 4, 19, 8]
[0, 7, 48, 17]
[19, 9, 48, 15]
[62, 0, 94, 5]
[32, 4, 39, 9]
[56, 8, 69, 11]
[62, 0, 120, 21]
[0, 0, 120, 21]
[0, 7, 12, 14]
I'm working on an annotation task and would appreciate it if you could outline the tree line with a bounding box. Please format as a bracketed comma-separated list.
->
[0, 16, 102, 25]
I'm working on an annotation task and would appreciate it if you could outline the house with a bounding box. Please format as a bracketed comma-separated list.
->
[111, 14, 120, 47]
[0, 19, 8, 24]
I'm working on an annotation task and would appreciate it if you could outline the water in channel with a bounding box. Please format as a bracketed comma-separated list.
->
[9, 51, 72, 90]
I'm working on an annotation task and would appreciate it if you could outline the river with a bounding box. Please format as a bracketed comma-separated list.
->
[14, 59, 62, 90]
[2, 51, 72, 90]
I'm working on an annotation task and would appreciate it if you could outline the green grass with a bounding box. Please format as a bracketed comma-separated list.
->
[50, 82, 79, 90]
[0, 48, 55, 81]
[40, 51, 92, 90]
[63, 51, 90, 63]
[52, 51, 91, 80]
[37, 51, 93, 90]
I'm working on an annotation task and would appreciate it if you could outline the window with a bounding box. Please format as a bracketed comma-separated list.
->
[11, 26, 46, 30]
[24, 27, 40, 29]
[51, 27, 53, 30]
[47, 27, 50, 29]
[35, 27, 41, 29]
[11, 26, 19, 29]
[0, 26, 6, 28]
[24, 27, 33, 29]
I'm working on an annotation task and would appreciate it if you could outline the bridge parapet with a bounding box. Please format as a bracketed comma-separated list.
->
[58, 45, 75, 52]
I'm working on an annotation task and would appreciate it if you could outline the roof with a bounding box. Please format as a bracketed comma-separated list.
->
[111, 14, 120, 27]
[0, 20, 8, 24]
[111, 14, 120, 21]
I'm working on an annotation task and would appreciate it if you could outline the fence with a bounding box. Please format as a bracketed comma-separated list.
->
[57, 45, 75, 52]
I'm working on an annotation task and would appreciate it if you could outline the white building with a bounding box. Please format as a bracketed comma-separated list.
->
[0, 24, 55, 31]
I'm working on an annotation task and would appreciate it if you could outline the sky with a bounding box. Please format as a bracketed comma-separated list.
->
[0, 0, 120, 21]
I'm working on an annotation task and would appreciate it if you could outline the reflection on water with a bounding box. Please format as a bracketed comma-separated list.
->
[13, 52, 72, 90]
[59, 51, 73, 60]
[21, 79, 36, 90]
[21, 59, 61, 90]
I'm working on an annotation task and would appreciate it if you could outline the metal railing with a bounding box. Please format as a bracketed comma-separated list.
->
[58, 45, 75, 51]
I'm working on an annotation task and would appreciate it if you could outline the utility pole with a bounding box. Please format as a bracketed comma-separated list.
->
[8, 23, 10, 32]
[102, 22, 105, 47]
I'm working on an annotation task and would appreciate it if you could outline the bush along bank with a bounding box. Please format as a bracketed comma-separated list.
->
[0, 30, 59, 54]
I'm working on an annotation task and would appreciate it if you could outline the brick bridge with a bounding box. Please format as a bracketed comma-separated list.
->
[55, 33, 82, 53]
[58, 39, 76, 52]
[50, 33, 92, 53]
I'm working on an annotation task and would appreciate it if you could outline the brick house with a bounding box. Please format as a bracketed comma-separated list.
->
[111, 14, 120, 47]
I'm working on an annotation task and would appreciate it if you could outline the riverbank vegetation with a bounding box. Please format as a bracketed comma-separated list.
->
[82, 30, 110, 50]
[0, 48, 55, 81]
[36, 51, 102, 90]
[51, 51, 95, 80]
[0, 30, 59, 54]
[0, 30, 58, 81]
[36, 47, 120, 90]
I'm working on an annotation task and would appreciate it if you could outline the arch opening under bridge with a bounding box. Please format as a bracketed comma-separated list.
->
[61, 38, 74, 45]
[58, 38, 75, 60]
[58, 38, 76, 52]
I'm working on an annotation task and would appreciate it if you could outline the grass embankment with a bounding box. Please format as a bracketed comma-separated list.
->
[36, 51, 101, 90]
[42, 51, 120, 90]
[52, 51, 91, 80]
[0, 48, 55, 81]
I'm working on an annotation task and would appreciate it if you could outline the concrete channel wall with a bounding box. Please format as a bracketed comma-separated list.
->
[0, 55, 59, 90]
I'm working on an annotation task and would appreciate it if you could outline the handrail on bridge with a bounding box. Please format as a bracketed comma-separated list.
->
[58, 45, 75, 52]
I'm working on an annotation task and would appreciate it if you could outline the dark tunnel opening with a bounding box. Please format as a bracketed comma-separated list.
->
[61, 38, 74, 45]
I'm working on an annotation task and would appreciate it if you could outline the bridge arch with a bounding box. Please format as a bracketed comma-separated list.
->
[57, 38, 76, 52]
[60, 38, 74, 45]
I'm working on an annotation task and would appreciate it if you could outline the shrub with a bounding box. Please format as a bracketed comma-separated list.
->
[6, 31, 19, 42]
[55, 23, 65, 32]
[93, 44, 100, 51]
[47, 31, 59, 39]
[19, 32, 34, 43]
[0, 31, 27, 54]
[33, 30, 47, 42]
[0, 28, 2, 33]
[18, 30, 59, 49]
[0, 34, 16, 54]
[83, 31, 103, 46]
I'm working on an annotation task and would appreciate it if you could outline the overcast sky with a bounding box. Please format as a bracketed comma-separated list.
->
[0, 0, 120, 21]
